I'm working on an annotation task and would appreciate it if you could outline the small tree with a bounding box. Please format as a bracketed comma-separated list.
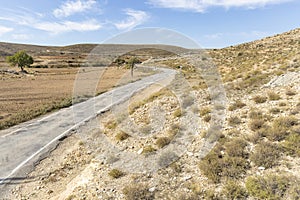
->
[127, 57, 140, 77]
[6, 50, 34, 72]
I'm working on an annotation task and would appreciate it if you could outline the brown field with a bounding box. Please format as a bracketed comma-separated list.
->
[0, 66, 151, 130]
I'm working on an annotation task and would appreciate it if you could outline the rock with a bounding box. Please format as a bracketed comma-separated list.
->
[258, 166, 265, 170]
[149, 187, 156, 192]
[182, 175, 192, 181]
[186, 151, 193, 156]
[137, 148, 143, 154]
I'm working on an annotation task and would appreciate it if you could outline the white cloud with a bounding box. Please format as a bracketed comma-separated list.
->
[115, 9, 149, 30]
[34, 19, 102, 34]
[0, 25, 13, 35]
[53, 0, 96, 18]
[12, 34, 30, 40]
[148, 0, 294, 12]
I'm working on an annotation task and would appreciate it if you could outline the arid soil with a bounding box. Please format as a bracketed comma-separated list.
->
[0, 66, 152, 130]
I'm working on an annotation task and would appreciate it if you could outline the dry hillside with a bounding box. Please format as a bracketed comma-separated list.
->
[4, 28, 300, 199]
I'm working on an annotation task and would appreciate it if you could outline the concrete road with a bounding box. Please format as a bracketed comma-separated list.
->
[0, 67, 176, 190]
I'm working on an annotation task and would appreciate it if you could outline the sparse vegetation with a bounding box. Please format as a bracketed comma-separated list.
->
[142, 145, 156, 154]
[252, 95, 267, 103]
[115, 131, 130, 141]
[123, 183, 154, 200]
[228, 100, 246, 111]
[268, 91, 281, 100]
[108, 169, 124, 179]
[222, 180, 248, 199]
[156, 137, 171, 148]
[250, 141, 281, 168]
[246, 174, 296, 200]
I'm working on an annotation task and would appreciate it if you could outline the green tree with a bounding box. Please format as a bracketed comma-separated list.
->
[127, 57, 140, 77]
[6, 51, 34, 72]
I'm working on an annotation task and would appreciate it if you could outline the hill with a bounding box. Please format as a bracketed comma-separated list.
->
[0, 42, 187, 68]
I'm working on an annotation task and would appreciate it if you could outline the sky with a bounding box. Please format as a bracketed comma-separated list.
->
[0, 0, 299, 48]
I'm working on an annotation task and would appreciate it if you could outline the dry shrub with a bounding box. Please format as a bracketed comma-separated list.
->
[252, 95, 267, 104]
[156, 137, 171, 148]
[249, 119, 265, 131]
[250, 141, 281, 168]
[123, 183, 154, 200]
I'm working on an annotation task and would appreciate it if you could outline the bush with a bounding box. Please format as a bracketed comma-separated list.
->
[286, 89, 296, 96]
[266, 116, 298, 141]
[123, 184, 154, 200]
[222, 156, 249, 179]
[269, 107, 281, 114]
[199, 142, 249, 183]
[156, 137, 171, 148]
[224, 138, 248, 157]
[282, 133, 300, 156]
[115, 131, 130, 141]
[249, 119, 265, 131]
[252, 95, 267, 103]
[200, 107, 211, 116]
[203, 115, 211, 122]
[222, 180, 248, 199]
[250, 141, 281, 168]
[198, 145, 223, 183]
[267, 91, 281, 100]
[228, 116, 242, 126]
[108, 169, 124, 179]
[248, 110, 263, 119]
[273, 116, 298, 128]
[228, 100, 246, 111]
[246, 174, 291, 200]
[105, 120, 117, 129]
[173, 108, 182, 118]
[142, 145, 156, 154]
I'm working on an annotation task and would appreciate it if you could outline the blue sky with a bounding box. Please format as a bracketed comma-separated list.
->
[0, 0, 299, 48]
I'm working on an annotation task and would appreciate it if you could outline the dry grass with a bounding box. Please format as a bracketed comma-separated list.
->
[0, 66, 150, 130]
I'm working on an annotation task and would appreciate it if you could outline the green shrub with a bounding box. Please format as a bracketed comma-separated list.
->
[222, 180, 248, 199]
[250, 141, 281, 168]
[246, 174, 291, 200]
